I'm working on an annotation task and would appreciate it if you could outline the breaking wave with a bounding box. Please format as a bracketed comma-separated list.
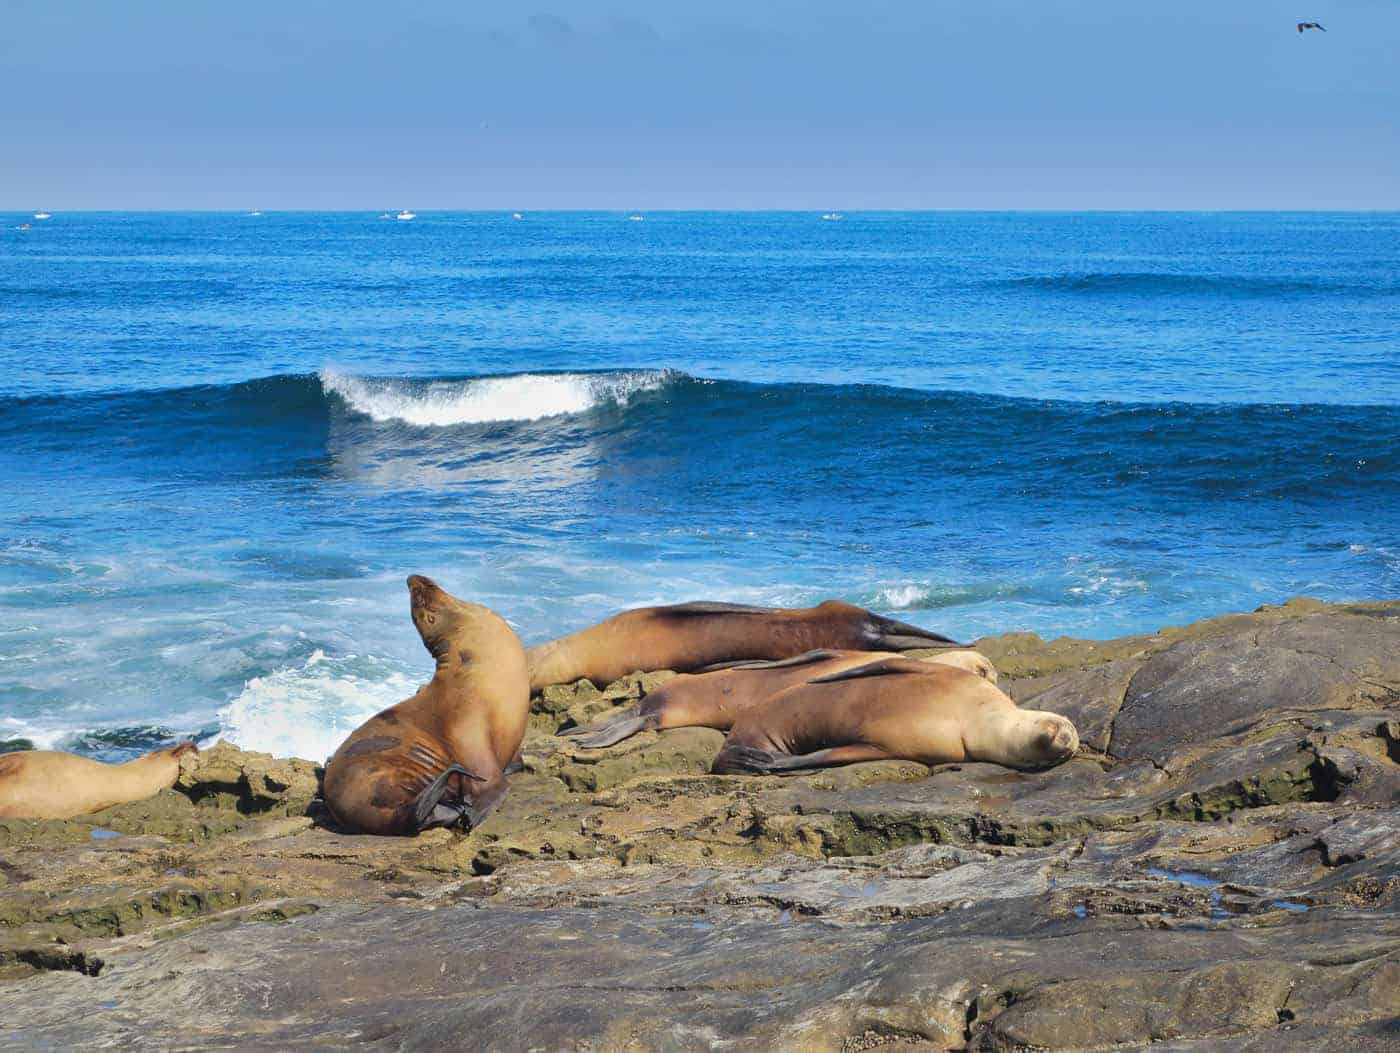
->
[319, 368, 678, 427]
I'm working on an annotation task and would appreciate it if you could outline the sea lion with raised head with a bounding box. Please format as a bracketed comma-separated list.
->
[526, 600, 963, 694]
[560, 648, 996, 749]
[0, 741, 197, 820]
[710, 657, 1078, 775]
[322, 575, 529, 836]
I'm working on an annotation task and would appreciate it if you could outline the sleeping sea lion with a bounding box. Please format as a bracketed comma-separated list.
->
[526, 600, 963, 694]
[0, 741, 197, 820]
[322, 575, 529, 836]
[559, 648, 996, 749]
[710, 657, 1078, 775]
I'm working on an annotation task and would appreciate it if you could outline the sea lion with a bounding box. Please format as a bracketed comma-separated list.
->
[526, 600, 963, 694]
[710, 657, 1078, 775]
[559, 648, 996, 749]
[322, 575, 529, 836]
[0, 741, 197, 820]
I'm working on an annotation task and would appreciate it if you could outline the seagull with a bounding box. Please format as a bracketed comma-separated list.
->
[1297, 21, 1326, 33]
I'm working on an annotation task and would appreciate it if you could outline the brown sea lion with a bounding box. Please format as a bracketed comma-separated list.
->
[0, 741, 197, 820]
[710, 657, 1078, 775]
[526, 600, 963, 694]
[321, 575, 529, 836]
[559, 648, 996, 749]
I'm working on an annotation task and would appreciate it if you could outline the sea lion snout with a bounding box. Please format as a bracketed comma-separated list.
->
[1033, 715, 1079, 765]
[407, 574, 444, 608]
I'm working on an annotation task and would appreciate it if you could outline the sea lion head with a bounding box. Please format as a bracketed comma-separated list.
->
[407, 574, 499, 668]
[1011, 710, 1080, 770]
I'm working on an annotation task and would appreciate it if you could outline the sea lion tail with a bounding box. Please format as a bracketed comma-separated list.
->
[411, 764, 489, 832]
[558, 707, 655, 748]
[869, 612, 965, 650]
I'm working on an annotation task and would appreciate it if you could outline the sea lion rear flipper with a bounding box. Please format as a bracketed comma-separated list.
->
[712, 743, 890, 775]
[807, 657, 940, 684]
[869, 612, 964, 650]
[697, 649, 844, 673]
[411, 764, 487, 831]
[660, 601, 773, 617]
[558, 707, 656, 749]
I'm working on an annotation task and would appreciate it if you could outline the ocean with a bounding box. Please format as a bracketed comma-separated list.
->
[2, 211, 1397, 762]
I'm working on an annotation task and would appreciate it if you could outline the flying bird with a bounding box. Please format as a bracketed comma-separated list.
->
[1297, 21, 1326, 33]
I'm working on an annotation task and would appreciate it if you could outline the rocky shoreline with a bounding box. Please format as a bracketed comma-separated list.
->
[2, 597, 1397, 1050]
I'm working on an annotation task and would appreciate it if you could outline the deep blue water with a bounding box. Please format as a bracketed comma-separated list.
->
[2, 211, 1397, 761]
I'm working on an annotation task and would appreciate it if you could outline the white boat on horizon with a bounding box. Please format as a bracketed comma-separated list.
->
[512, 212, 523, 220]
[628, 214, 645, 222]
[33, 211, 51, 220]
[247, 209, 262, 216]
[396, 209, 416, 221]
[821, 212, 843, 221]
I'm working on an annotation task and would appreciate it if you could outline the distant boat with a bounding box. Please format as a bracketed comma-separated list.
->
[396, 209, 416, 221]
[628, 214, 645, 222]
[15, 223, 30, 231]
[512, 212, 523, 220]
[33, 212, 51, 220]
[247, 209, 262, 217]
[821, 212, 843, 221]
[378, 212, 392, 219]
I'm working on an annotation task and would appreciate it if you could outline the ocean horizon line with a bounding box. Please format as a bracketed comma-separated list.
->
[8, 207, 1400, 216]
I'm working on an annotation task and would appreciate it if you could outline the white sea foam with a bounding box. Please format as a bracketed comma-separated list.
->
[319, 368, 673, 427]
[875, 584, 932, 610]
[217, 650, 419, 762]
[0, 716, 66, 750]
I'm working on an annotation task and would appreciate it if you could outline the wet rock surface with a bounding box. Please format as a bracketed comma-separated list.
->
[1, 598, 1397, 1050]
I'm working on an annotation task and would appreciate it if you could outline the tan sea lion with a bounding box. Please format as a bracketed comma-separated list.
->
[710, 657, 1078, 775]
[322, 575, 529, 836]
[0, 741, 197, 820]
[526, 600, 963, 694]
[559, 648, 996, 749]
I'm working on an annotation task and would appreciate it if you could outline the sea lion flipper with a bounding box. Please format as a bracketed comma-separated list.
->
[712, 743, 890, 775]
[659, 601, 773, 617]
[565, 708, 658, 750]
[807, 657, 939, 684]
[558, 707, 656, 749]
[411, 764, 488, 831]
[503, 750, 524, 775]
[697, 650, 843, 673]
[869, 612, 964, 650]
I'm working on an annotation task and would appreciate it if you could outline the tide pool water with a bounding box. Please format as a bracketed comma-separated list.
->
[2, 211, 1397, 761]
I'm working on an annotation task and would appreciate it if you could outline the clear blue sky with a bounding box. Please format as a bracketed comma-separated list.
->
[2, 1, 1396, 209]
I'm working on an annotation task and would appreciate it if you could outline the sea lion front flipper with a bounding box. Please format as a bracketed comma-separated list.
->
[557, 706, 658, 748]
[807, 657, 941, 684]
[697, 650, 844, 673]
[412, 764, 488, 831]
[711, 743, 890, 775]
[868, 612, 964, 650]
[659, 601, 773, 617]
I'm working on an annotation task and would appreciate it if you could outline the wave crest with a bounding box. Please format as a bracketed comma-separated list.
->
[319, 368, 677, 427]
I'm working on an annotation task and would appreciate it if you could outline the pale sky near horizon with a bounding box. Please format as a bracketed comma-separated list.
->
[2, 1, 1396, 210]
